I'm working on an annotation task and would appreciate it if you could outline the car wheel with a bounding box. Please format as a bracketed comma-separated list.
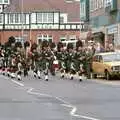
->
[105, 71, 110, 80]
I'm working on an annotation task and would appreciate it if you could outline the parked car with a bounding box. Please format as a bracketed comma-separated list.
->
[92, 52, 120, 80]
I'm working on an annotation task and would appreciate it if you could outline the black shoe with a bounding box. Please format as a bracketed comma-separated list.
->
[51, 72, 55, 76]
[70, 76, 73, 80]
[79, 79, 82, 82]
[38, 76, 41, 79]
[61, 75, 64, 78]
[45, 79, 48, 81]
[3, 73, 5, 75]
[18, 78, 22, 81]
[34, 75, 36, 78]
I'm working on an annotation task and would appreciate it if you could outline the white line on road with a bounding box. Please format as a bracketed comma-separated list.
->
[27, 88, 101, 120]
[9, 79, 101, 120]
[11, 79, 24, 87]
[62, 104, 100, 120]
[71, 107, 77, 115]
[27, 88, 53, 97]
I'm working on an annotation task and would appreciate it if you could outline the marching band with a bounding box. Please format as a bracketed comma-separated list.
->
[0, 36, 95, 82]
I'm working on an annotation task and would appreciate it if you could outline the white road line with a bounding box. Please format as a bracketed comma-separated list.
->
[62, 104, 100, 120]
[55, 96, 71, 105]
[11, 79, 24, 87]
[27, 88, 53, 97]
[61, 104, 73, 108]
[8, 77, 101, 120]
[71, 107, 77, 115]
[28, 88, 101, 120]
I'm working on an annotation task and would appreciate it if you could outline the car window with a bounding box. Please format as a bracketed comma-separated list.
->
[103, 53, 120, 62]
[93, 55, 99, 62]
[99, 55, 103, 62]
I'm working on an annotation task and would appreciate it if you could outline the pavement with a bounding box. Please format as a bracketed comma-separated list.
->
[0, 71, 120, 120]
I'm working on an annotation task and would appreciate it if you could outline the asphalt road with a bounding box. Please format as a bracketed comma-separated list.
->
[0, 72, 120, 120]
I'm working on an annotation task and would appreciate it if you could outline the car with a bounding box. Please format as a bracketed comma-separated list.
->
[92, 52, 120, 80]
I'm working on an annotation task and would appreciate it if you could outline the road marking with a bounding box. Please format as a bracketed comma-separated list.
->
[11, 79, 24, 87]
[27, 88, 53, 97]
[71, 107, 77, 115]
[7, 77, 101, 120]
[27, 88, 101, 120]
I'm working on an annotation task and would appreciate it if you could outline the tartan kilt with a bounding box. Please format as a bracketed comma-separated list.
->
[59, 61, 66, 70]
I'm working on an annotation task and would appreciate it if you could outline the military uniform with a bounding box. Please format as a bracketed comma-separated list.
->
[66, 43, 77, 80]
[75, 40, 84, 81]
[41, 41, 52, 81]
[85, 48, 94, 79]
[49, 42, 57, 76]
[33, 50, 42, 79]
[56, 42, 67, 78]
[66, 51, 76, 79]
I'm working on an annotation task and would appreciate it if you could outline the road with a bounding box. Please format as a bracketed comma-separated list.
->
[0, 72, 120, 120]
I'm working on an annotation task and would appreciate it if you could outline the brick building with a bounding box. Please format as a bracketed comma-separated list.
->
[0, 0, 84, 46]
[80, 0, 120, 50]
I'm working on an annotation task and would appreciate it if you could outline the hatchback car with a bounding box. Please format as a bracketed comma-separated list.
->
[92, 52, 120, 80]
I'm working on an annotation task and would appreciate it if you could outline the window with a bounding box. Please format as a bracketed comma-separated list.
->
[90, 0, 104, 11]
[4, 0, 9, 4]
[37, 34, 53, 44]
[80, 2, 86, 17]
[0, 14, 3, 23]
[98, 0, 104, 8]
[37, 13, 42, 23]
[48, 13, 53, 23]
[9, 14, 14, 23]
[93, 55, 99, 62]
[0, 0, 2, 4]
[15, 36, 25, 44]
[95, 0, 98, 10]
[60, 17, 64, 23]
[20, 14, 25, 24]
[69, 35, 76, 41]
[43, 13, 47, 23]
[104, 0, 112, 7]
[90, 0, 94, 11]
[60, 36, 67, 41]
[15, 14, 19, 23]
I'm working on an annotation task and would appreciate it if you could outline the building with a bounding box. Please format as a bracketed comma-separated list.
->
[90, 0, 119, 50]
[0, 11, 84, 45]
[6, 0, 80, 22]
[0, 0, 84, 46]
[80, 0, 120, 50]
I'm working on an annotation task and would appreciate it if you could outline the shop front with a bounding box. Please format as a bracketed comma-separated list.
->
[106, 24, 119, 50]
[91, 27, 105, 46]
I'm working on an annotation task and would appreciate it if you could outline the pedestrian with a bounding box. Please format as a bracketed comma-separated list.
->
[75, 40, 85, 81]
[85, 46, 94, 79]
[56, 42, 67, 78]
[41, 40, 53, 81]
[66, 43, 76, 80]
